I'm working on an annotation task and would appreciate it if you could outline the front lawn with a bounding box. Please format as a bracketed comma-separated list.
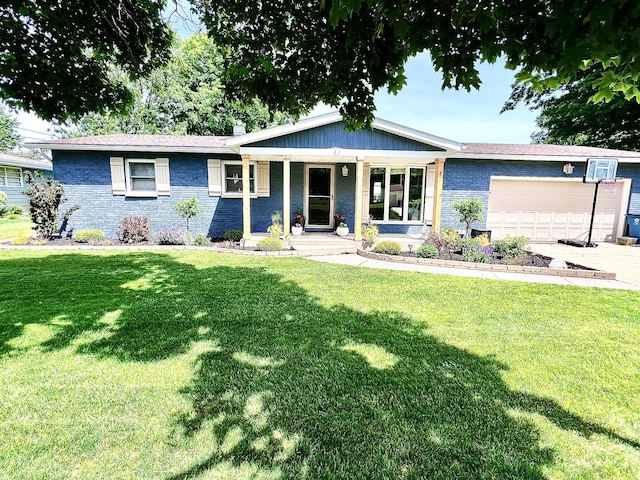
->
[0, 216, 33, 241]
[1, 249, 638, 479]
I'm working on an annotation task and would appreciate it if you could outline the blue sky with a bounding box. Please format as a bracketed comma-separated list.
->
[310, 52, 539, 143]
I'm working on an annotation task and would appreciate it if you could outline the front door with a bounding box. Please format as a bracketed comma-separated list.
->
[306, 165, 334, 229]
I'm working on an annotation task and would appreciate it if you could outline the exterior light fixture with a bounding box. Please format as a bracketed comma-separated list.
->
[342, 165, 349, 176]
[563, 163, 575, 174]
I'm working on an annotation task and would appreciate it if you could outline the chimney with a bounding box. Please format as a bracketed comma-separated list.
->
[233, 122, 246, 136]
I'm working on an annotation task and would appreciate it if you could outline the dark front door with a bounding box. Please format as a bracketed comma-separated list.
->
[306, 165, 334, 228]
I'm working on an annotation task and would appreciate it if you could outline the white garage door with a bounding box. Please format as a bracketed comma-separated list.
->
[487, 177, 628, 242]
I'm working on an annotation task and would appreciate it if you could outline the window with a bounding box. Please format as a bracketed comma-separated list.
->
[222, 161, 256, 196]
[1, 166, 22, 187]
[126, 159, 156, 195]
[368, 166, 425, 222]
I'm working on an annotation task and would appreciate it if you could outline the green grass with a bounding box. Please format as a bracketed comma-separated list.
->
[1, 249, 639, 479]
[0, 216, 33, 241]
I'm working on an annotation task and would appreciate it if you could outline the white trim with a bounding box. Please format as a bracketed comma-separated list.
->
[453, 152, 640, 162]
[305, 164, 335, 229]
[221, 160, 257, 198]
[226, 111, 463, 151]
[125, 158, 158, 197]
[490, 176, 587, 183]
[238, 146, 447, 160]
[26, 143, 230, 154]
[0, 165, 23, 188]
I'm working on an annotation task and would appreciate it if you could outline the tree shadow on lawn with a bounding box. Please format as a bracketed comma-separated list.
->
[0, 252, 637, 478]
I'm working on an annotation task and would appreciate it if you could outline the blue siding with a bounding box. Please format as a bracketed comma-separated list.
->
[618, 164, 640, 213]
[1, 167, 53, 210]
[247, 122, 444, 151]
[441, 159, 587, 231]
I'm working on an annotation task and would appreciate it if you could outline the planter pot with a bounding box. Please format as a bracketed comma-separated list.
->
[336, 226, 349, 237]
[291, 226, 303, 236]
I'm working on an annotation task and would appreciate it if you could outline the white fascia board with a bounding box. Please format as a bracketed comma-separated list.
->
[226, 111, 343, 147]
[451, 152, 640, 163]
[26, 143, 233, 155]
[239, 146, 447, 159]
[372, 118, 463, 151]
[0, 157, 52, 170]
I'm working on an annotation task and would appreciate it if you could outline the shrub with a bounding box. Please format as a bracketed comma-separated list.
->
[22, 171, 80, 239]
[6, 213, 20, 220]
[155, 227, 186, 245]
[451, 198, 485, 238]
[373, 240, 401, 255]
[460, 238, 492, 263]
[186, 232, 209, 246]
[118, 216, 150, 243]
[173, 196, 202, 231]
[7, 205, 23, 216]
[255, 237, 282, 251]
[416, 244, 438, 258]
[224, 229, 243, 242]
[10, 229, 32, 245]
[74, 229, 105, 243]
[493, 235, 529, 262]
[0, 191, 7, 216]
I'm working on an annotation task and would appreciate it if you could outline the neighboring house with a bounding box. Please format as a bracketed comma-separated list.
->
[0, 152, 53, 210]
[26, 112, 640, 242]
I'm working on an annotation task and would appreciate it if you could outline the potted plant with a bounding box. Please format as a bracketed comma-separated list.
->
[292, 209, 305, 236]
[267, 211, 283, 238]
[336, 222, 349, 236]
[362, 216, 379, 247]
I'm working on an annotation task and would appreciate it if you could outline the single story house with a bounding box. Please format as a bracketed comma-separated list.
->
[0, 152, 53, 210]
[27, 112, 640, 242]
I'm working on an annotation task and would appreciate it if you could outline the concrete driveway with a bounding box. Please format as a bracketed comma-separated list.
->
[530, 242, 640, 288]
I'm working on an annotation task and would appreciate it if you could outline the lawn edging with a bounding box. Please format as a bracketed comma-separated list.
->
[357, 249, 617, 280]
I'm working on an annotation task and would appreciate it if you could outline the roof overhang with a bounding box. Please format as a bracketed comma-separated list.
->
[0, 153, 53, 170]
[25, 143, 232, 155]
[226, 111, 463, 152]
[451, 152, 640, 162]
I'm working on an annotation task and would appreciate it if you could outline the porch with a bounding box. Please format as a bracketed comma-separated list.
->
[244, 231, 426, 256]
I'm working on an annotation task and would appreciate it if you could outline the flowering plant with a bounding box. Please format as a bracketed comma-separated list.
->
[333, 212, 346, 226]
[293, 212, 306, 227]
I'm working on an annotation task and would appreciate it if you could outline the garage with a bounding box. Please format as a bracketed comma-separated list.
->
[486, 176, 631, 242]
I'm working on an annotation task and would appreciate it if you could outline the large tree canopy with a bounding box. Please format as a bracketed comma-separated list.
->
[3, 1, 640, 128]
[505, 68, 640, 151]
[194, 0, 640, 128]
[57, 34, 290, 137]
[0, 0, 172, 121]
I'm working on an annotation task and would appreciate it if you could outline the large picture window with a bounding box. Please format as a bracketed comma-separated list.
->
[222, 161, 256, 196]
[368, 166, 425, 222]
[1, 166, 22, 187]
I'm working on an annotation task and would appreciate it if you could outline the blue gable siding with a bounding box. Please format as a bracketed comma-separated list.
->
[246, 122, 445, 151]
[440, 159, 588, 231]
[1, 165, 53, 210]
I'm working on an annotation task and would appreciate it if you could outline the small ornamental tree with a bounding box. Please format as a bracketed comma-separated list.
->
[173, 196, 202, 231]
[451, 198, 485, 238]
[22, 171, 80, 239]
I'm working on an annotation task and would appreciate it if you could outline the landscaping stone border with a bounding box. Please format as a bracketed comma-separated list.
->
[357, 249, 617, 280]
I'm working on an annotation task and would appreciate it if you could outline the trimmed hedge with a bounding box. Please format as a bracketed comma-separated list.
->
[373, 240, 401, 255]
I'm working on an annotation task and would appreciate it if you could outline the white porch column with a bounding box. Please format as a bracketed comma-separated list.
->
[432, 158, 445, 234]
[242, 154, 251, 239]
[283, 156, 291, 236]
[354, 157, 364, 241]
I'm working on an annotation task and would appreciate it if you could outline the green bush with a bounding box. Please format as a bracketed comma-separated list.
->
[0, 191, 7, 216]
[416, 244, 438, 258]
[451, 198, 485, 238]
[7, 205, 23, 216]
[255, 237, 282, 251]
[118, 216, 150, 243]
[74, 229, 105, 243]
[492, 235, 529, 262]
[224, 229, 243, 242]
[6, 213, 20, 220]
[23, 171, 80, 239]
[173, 196, 202, 231]
[460, 238, 492, 263]
[187, 232, 209, 246]
[373, 240, 401, 255]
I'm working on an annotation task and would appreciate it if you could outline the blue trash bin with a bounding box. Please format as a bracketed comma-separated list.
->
[627, 214, 640, 238]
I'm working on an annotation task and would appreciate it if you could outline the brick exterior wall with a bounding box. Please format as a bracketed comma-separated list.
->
[441, 159, 588, 232]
